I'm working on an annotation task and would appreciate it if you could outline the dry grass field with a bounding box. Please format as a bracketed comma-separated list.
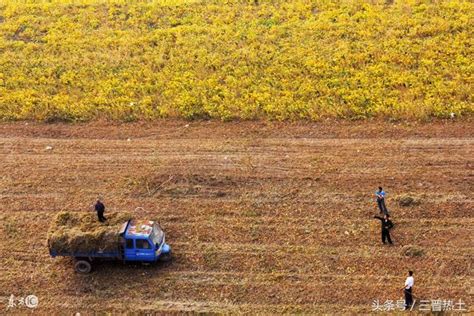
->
[0, 120, 472, 314]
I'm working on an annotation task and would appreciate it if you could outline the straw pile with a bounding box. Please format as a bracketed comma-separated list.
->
[402, 245, 425, 257]
[48, 211, 132, 254]
[398, 195, 421, 207]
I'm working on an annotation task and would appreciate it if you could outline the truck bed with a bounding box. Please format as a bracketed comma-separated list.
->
[47, 211, 131, 255]
[49, 249, 121, 259]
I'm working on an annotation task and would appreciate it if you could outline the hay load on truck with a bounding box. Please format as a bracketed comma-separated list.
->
[47, 211, 172, 273]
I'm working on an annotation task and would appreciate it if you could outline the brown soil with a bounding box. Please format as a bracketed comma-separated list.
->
[0, 120, 472, 313]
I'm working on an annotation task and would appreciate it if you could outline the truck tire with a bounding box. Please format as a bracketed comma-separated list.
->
[74, 260, 92, 273]
[160, 252, 172, 262]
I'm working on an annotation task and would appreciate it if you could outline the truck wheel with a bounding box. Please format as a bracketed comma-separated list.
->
[74, 260, 92, 273]
[160, 252, 172, 262]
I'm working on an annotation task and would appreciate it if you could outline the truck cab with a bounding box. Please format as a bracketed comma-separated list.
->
[121, 219, 171, 262]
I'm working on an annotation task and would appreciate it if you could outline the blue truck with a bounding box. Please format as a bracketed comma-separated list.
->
[49, 219, 172, 273]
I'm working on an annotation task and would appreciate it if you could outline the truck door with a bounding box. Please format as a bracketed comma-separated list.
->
[124, 238, 155, 262]
[124, 238, 136, 261]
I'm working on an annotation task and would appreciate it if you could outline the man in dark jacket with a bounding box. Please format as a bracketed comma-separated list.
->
[373, 214, 394, 244]
[95, 198, 107, 222]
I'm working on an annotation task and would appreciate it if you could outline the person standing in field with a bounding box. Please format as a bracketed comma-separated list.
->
[376, 186, 389, 215]
[402, 271, 414, 310]
[94, 198, 107, 222]
[373, 214, 394, 245]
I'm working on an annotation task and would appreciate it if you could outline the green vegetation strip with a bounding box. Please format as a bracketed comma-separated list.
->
[0, 0, 472, 121]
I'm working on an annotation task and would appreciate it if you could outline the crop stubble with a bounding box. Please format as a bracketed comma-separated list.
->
[0, 120, 472, 313]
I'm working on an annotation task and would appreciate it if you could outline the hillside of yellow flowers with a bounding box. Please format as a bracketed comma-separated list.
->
[0, 0, 472, 121]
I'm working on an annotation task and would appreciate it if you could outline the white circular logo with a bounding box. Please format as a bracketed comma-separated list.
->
[25, 295, 38, 308]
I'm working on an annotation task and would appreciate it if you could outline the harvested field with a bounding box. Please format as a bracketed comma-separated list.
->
[0, 120, 472, 314]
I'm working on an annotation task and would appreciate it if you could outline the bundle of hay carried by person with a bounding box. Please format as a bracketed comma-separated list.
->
[48, 211, 132, 254]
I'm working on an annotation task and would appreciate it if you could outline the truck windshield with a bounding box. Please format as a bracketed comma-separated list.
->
[151, 224, 164, 246]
